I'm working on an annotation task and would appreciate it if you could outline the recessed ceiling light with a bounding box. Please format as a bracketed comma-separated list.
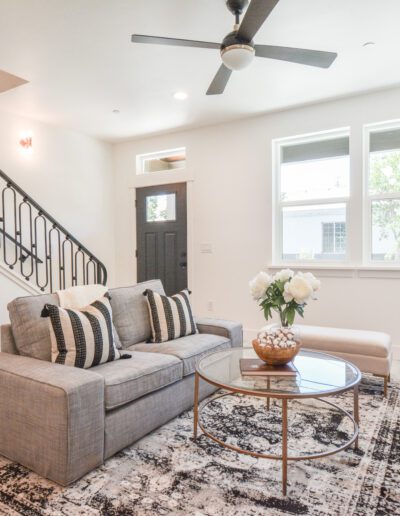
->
[362, 41, 375, 48]
[112, 109, 120, 114]
[173, 91, 188, 101]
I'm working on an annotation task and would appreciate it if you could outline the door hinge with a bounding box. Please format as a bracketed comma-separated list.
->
[135, 249, 138, 258]
[135, 199, 137, 208]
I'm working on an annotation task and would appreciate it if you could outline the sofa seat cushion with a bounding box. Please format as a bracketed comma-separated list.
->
[91, 351, 183, 410]
[129, 333, 231, 376]
[294, 325, 391, 358]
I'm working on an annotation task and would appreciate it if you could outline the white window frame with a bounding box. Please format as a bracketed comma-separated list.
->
[363, 119, 400, 265]
[272, 127, 351, 266]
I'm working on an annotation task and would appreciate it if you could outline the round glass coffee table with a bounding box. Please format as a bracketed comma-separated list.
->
[193, 347, 361, 496]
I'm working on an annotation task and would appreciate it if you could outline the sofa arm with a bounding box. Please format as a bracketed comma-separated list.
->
[0, 352, 105, 485]
[196, 318, 243, 348]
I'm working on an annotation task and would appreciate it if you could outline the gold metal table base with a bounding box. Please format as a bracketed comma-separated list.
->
[193, 373, 360, 496]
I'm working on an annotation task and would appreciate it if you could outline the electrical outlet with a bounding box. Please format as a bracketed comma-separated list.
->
[207, 301, 213, 312]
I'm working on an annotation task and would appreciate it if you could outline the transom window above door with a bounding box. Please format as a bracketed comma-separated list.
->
[136, 148, 186, 175]
[274, 129, 350, 264]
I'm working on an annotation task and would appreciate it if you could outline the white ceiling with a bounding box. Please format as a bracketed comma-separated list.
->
[0, 0, 400, 142]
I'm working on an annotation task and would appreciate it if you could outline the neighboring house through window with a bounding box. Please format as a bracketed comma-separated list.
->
[322, 222, 346, 255]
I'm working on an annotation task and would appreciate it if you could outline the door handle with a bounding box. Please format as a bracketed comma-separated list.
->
[179, 261, 187, 268]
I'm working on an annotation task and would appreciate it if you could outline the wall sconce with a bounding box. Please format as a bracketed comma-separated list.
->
[19, 131, 32, 151]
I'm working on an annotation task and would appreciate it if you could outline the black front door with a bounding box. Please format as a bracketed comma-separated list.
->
[136, 183, 187, 295]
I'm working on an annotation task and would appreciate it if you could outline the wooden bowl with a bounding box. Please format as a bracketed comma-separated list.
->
[252, 339, 301, 366]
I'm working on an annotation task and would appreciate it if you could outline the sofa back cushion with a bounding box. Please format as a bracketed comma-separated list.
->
[8, 293, 59, 361]
[0, 324, 18, 354]
[109, 280, 165, 348]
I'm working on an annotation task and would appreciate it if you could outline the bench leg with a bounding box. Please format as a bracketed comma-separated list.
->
[384, 375, 388, 398]
[374, 374, 389, 397]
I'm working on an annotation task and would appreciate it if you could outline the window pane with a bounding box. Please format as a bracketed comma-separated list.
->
[282, 204, 346, 261]
[280, 156, 350, 202]
[369, 149, 400, 195]
[146, 194, 176, 222]
[335, 222, 346, 252]
[371, 199, 400, 261]
[322, 223, 334, 253]
[137, 148, 186, 175]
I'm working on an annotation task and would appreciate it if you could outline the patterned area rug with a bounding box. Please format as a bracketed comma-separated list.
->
[0, 376, 399, 516]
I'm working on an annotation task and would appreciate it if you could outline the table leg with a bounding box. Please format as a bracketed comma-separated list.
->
[282, 398, 288, 496]
[193, 372, 199, 440]
[354, 385, 359, 449]
[266, 377, 270, 411]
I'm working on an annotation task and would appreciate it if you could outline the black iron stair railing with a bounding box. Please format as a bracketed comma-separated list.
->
[0, 169, 107, 292]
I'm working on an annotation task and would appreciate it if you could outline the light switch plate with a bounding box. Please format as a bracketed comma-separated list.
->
[200, 243, 212, 254]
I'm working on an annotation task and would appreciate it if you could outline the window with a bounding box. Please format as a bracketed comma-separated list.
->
[322, 222, 346, 254]
[146, 193, 176, 222]
[366, 124, 400, 263]
[275, 130, 350, 263]
[136, 148, 186, 175]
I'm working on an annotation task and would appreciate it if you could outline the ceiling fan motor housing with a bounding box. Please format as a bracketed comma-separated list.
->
[220, 30, 255, 70]
[221, 30, 253, 51]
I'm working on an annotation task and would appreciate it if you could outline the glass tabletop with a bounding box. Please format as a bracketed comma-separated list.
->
[197, 347, 361, 398]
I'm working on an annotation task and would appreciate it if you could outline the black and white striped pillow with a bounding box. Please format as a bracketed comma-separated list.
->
[144, 289, 197, 343]
[42, 296, 121, 368]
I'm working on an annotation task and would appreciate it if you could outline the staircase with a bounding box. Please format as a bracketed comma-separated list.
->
[0, 169, 107, 293]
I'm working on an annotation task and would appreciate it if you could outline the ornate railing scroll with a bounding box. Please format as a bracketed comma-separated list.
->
[0, 169, 107, 292]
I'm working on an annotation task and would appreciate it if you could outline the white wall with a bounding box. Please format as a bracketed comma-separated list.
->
[113, 86, 400, 356]
[0, 110, 115, 324]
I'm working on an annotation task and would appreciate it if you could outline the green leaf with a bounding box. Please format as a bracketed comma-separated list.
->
[263, 305, 272, 321]
[286, 307, 296, 326]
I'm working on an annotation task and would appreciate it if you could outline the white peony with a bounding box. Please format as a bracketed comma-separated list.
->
[274, 268, 294, 283]
[301, 272, 321, 291]
[249, 271, 272, 300]
[283, 274, 313, 304]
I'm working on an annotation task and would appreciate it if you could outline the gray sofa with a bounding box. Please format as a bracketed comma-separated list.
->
[0, 279, 242, 485]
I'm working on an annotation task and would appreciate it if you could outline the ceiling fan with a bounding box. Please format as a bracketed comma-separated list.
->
[131, 0, 337, 96]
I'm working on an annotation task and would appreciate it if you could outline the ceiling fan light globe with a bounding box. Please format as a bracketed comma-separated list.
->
[220, 45, 255, 70]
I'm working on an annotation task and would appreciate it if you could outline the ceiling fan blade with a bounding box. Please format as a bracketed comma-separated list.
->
[255, 44, 337, 68]
[237, 0, 280, 42]
[206, 64, 232, 95]
[131, 34, 220, 50]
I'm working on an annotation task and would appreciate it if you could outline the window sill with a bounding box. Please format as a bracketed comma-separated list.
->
[267, 264, 400, 279]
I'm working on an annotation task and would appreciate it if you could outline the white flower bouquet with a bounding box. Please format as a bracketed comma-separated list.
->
[249, 269, 321, 327]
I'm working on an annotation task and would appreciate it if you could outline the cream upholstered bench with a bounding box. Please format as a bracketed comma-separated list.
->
[294, 325, 392, 396]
